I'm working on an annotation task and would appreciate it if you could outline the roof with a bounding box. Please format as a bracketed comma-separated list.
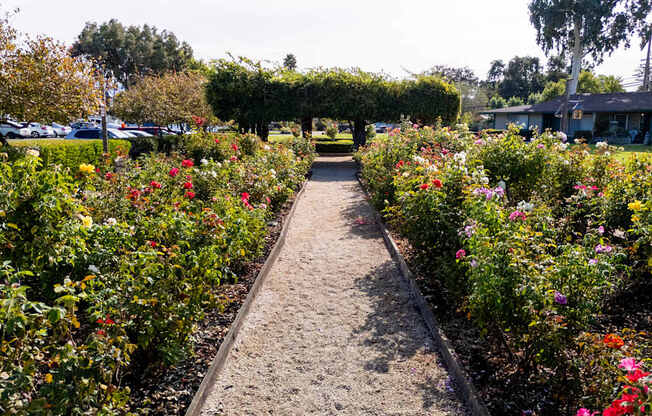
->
[482, 91, 652, 114]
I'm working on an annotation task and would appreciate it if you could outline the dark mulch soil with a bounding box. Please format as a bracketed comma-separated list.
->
[124, 189, 301, 415]
[391, 233, 651, 416]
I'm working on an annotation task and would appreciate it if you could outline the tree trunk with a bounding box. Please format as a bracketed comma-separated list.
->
[239, 119, 250, 134]
[569, 19, 582, 95]
[352, 119, 366, 149]
[301, 116, 312, 138]
[258, 120, 269, 142]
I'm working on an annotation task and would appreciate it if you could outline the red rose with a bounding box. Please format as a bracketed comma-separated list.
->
[420, 184, 429, 190]
[241, 192, 250, 202]
[230, 156, 238, 162]
[182, 159, 194, 168]
[97, 330, 106, 336]
[150, 181, 162, 189]
[185, 191, 195, 199]
[169, 168, 179, 177]
[105, 172, 114, 180]
[432, 179, 442, 188]
[214, 138, 220, 144]
[183, 181, 193, 189]
[231, 143, 239, 152]
[149, 241, 157, 248]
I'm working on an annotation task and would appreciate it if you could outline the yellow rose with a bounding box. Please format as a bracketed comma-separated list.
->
[632, 215, 641, 223]
[627, 200, 643, 212]
[80, 216, 93, 228]
[79, 163, 95, 175]
[44, 373, 53, 383]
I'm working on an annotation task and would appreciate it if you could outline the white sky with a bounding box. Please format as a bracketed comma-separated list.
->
[5, 0, 648, 88]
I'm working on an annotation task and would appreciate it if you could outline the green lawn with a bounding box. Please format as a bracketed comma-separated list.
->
[577, 144, 652, 162]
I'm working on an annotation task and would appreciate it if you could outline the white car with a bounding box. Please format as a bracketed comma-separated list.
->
[123, 130, 154, 137]
[51, 122, 72, 137]
[65, 128, 131, 139]
[0, 121, 31, 139]
[21, 122, 56, 138]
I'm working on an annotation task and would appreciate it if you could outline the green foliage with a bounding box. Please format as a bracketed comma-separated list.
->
[325, 122, 338, 140]
[499, 56, 546, 100]
[541, 71, 626, 101]
[488, 95, 507, 109]
[507, 96, 524, 107]
[205, 58, 461, 145]
[0, 131, 313, 412]
[356, 125, 651, 411]
[7, 140, 131, 170]
[529, 0, 652, 65]
[315, 140, 353, 154]
[71, 19, 194, 87]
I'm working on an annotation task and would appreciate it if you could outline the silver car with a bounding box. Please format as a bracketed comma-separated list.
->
[65, 128, 131, 139]
[21, 122, 56, 138]
[51, 122, 72, 137]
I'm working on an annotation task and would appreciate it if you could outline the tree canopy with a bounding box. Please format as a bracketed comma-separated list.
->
[283, 54, 297, 71]
[539, 70, 625, 101]
[205, 58, 460, 146]
[71, 19, 194, 87]
[112, 71, 215, 128]
[529, 0, 652, 93]
[0, 11, 102, 127]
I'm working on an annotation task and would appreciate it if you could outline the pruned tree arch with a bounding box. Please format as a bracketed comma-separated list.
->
[205, 58, 461, 147]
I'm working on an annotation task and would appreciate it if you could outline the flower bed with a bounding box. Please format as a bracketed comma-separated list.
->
[355, 125, 651, 415]
[0, 131, 314, 414]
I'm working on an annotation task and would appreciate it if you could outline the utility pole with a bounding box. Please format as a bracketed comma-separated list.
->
[644, 31, 651, 91]
[101, 77, 108, 153]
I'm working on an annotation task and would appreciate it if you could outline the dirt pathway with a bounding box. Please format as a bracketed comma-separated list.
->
[200, 156, 465, 416]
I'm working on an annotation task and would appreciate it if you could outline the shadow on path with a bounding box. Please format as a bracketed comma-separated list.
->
[352, 260, 455, 411]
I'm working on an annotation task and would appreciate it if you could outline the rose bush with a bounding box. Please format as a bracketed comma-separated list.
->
[0, 132, 313, 413]
[356, 125, 651, 414]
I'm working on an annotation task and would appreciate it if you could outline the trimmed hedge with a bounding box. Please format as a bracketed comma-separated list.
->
[315, 140, 353, 154]
[8, 139, 131, 169]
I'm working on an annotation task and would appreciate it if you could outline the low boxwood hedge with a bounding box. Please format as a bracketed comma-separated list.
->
[315, 139, 353, 154]
[7, 139, 131, 169]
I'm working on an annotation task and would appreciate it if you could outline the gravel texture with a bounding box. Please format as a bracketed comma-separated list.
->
[200, 156, 466, 416]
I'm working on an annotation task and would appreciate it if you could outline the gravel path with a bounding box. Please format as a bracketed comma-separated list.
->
[200, 156, 465, 416]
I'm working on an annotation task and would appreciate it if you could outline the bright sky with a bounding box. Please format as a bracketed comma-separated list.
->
[5, 0, 648, 88]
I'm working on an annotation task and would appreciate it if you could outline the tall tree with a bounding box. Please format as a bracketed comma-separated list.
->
[545, 54, 569, 82]
[426, 65, 487, 112]
[71, 19, 194, 87]
[499, 56, 546, 100]
[283, 53, 297, 71]
[529, 0, 652, 94]
[487, 60, 505, 87]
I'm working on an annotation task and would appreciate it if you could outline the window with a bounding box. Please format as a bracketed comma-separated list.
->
[614, 114, 627, 129]
[75, 130, 99, 139]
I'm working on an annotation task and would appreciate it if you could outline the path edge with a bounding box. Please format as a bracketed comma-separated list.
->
[184, 181, 309, 416]
[355, 172, 490, 416]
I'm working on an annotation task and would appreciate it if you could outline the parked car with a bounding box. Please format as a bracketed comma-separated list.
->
[0, 120, 31, 139]
[51, 122, 72, 137]
[20, 122, 56, 138]
[125, 130, 154, 137]
[119, 127, 178, 136]
[70, 121, 97, 130]
[65, 128, 131, 140]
